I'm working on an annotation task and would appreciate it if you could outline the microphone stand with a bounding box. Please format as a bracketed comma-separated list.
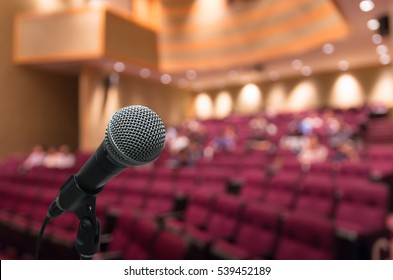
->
[48, 176, 102, 260]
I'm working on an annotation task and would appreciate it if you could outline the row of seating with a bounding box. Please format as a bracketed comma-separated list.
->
[100, 203, 340, 260]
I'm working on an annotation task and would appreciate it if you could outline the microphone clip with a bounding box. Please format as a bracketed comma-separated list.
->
[48, 175, 103, 259]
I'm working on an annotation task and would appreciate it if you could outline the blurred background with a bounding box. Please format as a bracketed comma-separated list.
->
[0, 0, 393, 260]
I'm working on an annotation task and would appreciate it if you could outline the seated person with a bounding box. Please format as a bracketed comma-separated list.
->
[20, 145, 46, 171]
[297, 135, 328, 168]
[300, 111, 323, 136]
[42, 147, 59, 168]
[56, 145, 76, 169]
[246, 114, 277, 151]
[333, 140, 359, 162]
[211, 125, 237, 152]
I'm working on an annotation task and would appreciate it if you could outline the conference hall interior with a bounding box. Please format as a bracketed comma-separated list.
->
[1, 0, 393, 260]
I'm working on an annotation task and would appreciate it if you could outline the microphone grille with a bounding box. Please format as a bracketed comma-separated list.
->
[104, 105, 166, 166]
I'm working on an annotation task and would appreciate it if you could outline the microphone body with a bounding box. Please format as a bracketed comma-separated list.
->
[39, 105, 165, 259]
[47, 105, 166, 217]
[75, 141, 127, 193]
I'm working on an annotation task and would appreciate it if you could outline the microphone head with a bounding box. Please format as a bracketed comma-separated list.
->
[104, 105, 166, 166]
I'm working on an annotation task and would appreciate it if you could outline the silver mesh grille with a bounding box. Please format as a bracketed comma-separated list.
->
[104, 106, 166, 166]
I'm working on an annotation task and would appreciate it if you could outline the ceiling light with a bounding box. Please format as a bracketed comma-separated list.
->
[186, 69, 197, 80]
[359, 0, 375, 12]
[139, 68, 151, 78]
[292, 59, 303, 70]
[338, 60, 349, 71]
[322, 43, 335, 54]
[301, 66, 312, 76]
[376, 44, 388, 55]
[160, 74, 172, 84]
[367, 19, 380, 31]
[372, 34, 383, 45]
[380, 54, 391, 65]
[113, 62, 125, 72]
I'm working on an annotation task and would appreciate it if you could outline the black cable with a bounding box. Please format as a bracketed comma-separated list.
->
[34, 216, 51, 260]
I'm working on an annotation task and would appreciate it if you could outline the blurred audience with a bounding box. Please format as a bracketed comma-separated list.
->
[246, 112, 277, 151]
[328, 117, 353, 148]
[56, 145, 76, 169]
[300, 111, 323, 135]
[297, 134, 328, 169]
[333, 140, 359, 162]
[20, 144, 76, 171]
[19, 145, 46, 172]
[210, 125, 237, 153]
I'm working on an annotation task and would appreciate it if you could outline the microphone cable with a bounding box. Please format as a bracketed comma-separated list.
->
[34, 216, 51, 260]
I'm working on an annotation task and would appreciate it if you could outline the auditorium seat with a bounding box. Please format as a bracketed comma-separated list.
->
[306, 161, 336, 177]
[142, 180, 176, 217]
[174, 167, 199, 184]
[185, 194, 244, 247]
[211, 203, 281, 259]
[335, 181, 389, 235]
[240, 152, 269, 170]
[199, 166, 232, 185]
[174, 177, 199, 195]
[367, 145, 393, 179]
[263, 172, 300, 209]
[275, 212, 335, 259]
[150, 229, 188, 260]
[94, 212, 138, 259]
[239, 181, 265, 202]
[165, 189, 215, 233]
[122, 217, 157, 260]
[337, 161, 370, 180]
[238, 167, 267, 185]
[294, 174, 336, 218]
[112, 180, 148, 214]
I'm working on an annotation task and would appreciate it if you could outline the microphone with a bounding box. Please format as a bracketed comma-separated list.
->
[37, 105, 165, 259]
[47, 105, 166, 217]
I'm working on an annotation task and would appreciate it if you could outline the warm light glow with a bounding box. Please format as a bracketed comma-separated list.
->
[139, 68, 151, 78]
[372, 34, 383, 45]
[322, 43, 335, 54]
[338, 60, 349, 71]
[359, 0, 375, 12]
[301, 66, 312, 76]
[330, 74, 365, 109]
[380, 54, 391, 65]
[88, 0, 106, 8]
[33, 0, 68, 11]
[103, 86, 120, 123]
[113, 62, 125, 72]
[266, 84, 287, 113]
[186, 69, 197, 80]
[236, 83, 262, 113]
[367, 19, 380, 31]
[292, 59, 303, 70]
[369, 69, 393, 107]
[376, 44, 388, 55]
[215, 91, 233, 118]
[195, 93, 214, 119]
[191, 0, 227, 22]
[160, 74, 172, 84]
[287, 81, 319, 112]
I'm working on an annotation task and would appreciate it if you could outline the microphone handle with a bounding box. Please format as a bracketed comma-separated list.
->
[75, 141, 127, 193]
